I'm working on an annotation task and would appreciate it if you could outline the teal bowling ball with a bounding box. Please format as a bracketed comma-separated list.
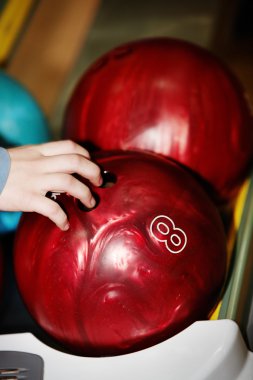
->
[0, 71, 51, 145]
[0, 70, 52, 233]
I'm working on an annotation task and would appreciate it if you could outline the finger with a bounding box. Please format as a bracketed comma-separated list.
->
[37, 140, 91, 158]
[43, 173, 96, 208]
[32, 195, 69, 231]
[40, 154, 102, 186]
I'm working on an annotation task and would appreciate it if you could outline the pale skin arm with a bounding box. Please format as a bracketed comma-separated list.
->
[0, 140, 103, 231]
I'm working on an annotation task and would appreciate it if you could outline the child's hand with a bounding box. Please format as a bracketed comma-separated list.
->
[0, 140, 102, 231]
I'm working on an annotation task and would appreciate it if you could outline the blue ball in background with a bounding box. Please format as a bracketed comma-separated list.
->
[0, 70, 52, 234]
[0, 70, 51, 145]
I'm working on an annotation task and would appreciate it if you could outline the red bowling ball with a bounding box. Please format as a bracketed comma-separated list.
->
[63, 37, 253, 203]
[14, 151, 227, 356]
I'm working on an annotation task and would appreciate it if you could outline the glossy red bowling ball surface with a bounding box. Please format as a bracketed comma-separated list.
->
[63, 37, 253, 203]
[14, 151, 227, 356]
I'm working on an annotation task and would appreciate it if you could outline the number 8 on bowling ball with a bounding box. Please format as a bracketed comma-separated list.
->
[150, 214, 187, 254]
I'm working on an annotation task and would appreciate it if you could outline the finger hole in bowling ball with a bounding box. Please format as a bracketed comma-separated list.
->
[81, 140, 100, 153]
[100, 170, 117, 188]
[76, 193, 100, 212]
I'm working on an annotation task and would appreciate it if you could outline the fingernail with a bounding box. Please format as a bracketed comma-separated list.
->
[63, 222, 70, 231]
[90, 197, 96, 208]
[98, 175, 103, 186]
